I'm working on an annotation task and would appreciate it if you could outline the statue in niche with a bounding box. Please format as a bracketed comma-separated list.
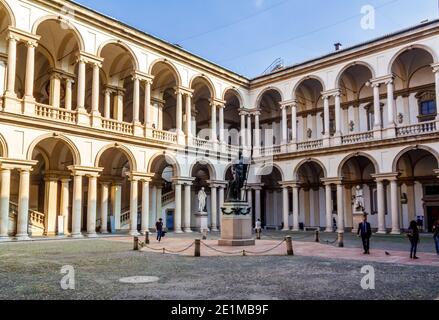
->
[353, 185, 365, 212]
[198, 187, 207, 213]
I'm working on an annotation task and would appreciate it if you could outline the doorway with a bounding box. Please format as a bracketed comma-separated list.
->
[426, 206, 439, 232]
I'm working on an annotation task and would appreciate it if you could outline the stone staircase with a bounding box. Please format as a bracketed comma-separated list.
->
[8, 201, 45, 236]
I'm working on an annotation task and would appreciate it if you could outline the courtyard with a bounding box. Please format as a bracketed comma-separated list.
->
[0, 231, 438, 300]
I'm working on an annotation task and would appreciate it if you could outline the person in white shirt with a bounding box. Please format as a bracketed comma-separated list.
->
[255, 219, 262, 239]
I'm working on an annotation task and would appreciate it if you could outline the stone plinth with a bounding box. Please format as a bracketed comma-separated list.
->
[195, 211, 208, 239]
[218, 202, 255, 246]
[352, 211, 366, 233]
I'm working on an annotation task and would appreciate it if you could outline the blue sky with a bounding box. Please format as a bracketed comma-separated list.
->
[74, 0, 438, 78]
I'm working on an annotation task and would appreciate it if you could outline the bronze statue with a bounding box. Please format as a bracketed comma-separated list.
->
[226, 151, 249, 202]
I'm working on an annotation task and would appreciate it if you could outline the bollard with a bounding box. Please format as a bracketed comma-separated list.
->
[145, 231, 150, 245]
[315, 230, 320, 243]
[285, 236, 294, 256]
[337, 232, 344, 248]
[133, 236, 139, 251]
[242, 250, 246, 257]
[256, 229, 261, 240]
[194, 239, 201, 257]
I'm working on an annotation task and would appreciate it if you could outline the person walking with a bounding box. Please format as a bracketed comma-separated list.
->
[357, 214, 372, 254]
[156, 218, 164, 243]
[407, 220, 420, 260]
[433, 220, 439, 256]
[255, 219, 262, 239]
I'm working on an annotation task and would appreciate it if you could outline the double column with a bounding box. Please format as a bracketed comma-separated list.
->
[280, 100, 298, 150]
[320, 90, 342, 145]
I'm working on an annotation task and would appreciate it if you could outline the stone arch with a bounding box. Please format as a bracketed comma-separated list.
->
[293, 158, 328, 180]
[255, 163, 285, 182]
[222, 87, 243, 106]
[392, 145, 439, 173]
[26, 133, 81, 166]
[148, 58, 182, 86]
[31, 15, 85, 51]
[292, 75, 326, 98]
[97, 39, 140, 70]
[388, 44, 438, 74]
[189, 158, 217, 181]
[0, 0, 16, 27]
[256, 86, 284, 106]
[335, 61, 376, 88]
[0, 132, 8, 158]
[147, 152, 181, 177]
[95, 143, 138, 172]
[338, 152, 379, 177]
[189, 74, 217, 98]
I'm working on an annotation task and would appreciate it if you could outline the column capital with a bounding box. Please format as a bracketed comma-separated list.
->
[127, 172, 155, 182]
[210, 98, 226, 108]
[321, 89, 341, 98]
[207, 180, 228, 188]
[0, 159, 37, 171]
[76, 51, 104, 66]
[7, 26, 40, 43]
[172, 177, 195, 185]
[67, 166, 103, 177]
[432, 63, 439, 73]
[239, 108, 249, 116]
[132, 70, 154, 83]
[321, 177, 343, 185]
[280, 99, 297, 108]
[371, 173, 400, 182]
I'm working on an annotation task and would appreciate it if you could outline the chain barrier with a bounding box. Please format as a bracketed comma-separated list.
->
[244, 240, 286, 255]
[260, 232, 315, 241]
[201, 239, 287, 256]
[139, 239, 196, 254]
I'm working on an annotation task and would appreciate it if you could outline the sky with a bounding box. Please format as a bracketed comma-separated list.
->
[73, 0, 439, 78]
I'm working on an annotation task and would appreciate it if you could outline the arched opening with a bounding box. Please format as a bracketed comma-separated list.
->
[395, 148, 439, 231]
[29, 138, 76, 236]
[258, 89, 282, 147]
[150, 61, 180, 131]
[148, 154, 178, 230]
[97, 147, 135, 232]
[340, 155, 377, 230]
[338, 64, 375, 134]
[258, 166, 283, 229]
[0, 2, 13, 95]
[99, 42, 138, 122]
[33, 19, 83, 109]
[224, 89, 242, 147]
[191, 77, 214, 139]
[391, 48, 436, 124]
[294, 78, 324, 141]
[295, 161, 326, 228]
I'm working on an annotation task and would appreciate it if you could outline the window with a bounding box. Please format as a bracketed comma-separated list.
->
[416, 91, 437, 122]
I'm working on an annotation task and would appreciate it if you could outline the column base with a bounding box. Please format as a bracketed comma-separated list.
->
[130, 231, 140, 236]
[211, 228, 219, 232]
[282, 228, 291, 232]
[133, 122, 143, 136]
[0, 236, 12, 242]
[184, 228, 193, 233]
[71, 233, 84, 239]
[3, 94, 21, 113]
[385, 126, 396, 139]
[22, 97, 36, 116]
[100, 230, 109, 235]
[376, 230, 387, 235]
[373, 128, 382, 139]
[91, 112, 102, 128]
[177, 132, 185, 145]
[86, 233, 98, 238]
[332, 134, 342, 146]
[325, 228, 333, 233]
[76, 108, 90, 125]
[15, 234, 31, 241]
[390, 230, 401, 235]
[174, 229, 184, 234]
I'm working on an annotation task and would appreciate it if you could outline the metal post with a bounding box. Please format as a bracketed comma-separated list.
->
[285, 236, 294, 256]
[315, 230, 320, 243]
[195, 239, 201, 257]
[337, 232, 344, 248]
[145, 231, 150, 245]
[133, 236, 139, 251]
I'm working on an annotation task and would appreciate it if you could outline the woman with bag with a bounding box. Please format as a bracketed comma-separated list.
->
[407, 220, 420, 260]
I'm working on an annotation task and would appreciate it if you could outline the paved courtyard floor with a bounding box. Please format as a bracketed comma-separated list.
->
[0, 231, 438, 300]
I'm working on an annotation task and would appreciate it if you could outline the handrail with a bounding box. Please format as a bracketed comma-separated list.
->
[9, 201, 45, 229]
[102, 118, 134, 135]
[152, 129, 177, 143]
[396, 121, 437, 137]
[35, 103, 77, 123]
[297, 139, 323, 151]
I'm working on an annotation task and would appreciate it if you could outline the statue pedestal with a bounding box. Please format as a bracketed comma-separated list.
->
[195, 211, 209, 239]
[352, 210, 366, 234]
[218, 202, 255, 247]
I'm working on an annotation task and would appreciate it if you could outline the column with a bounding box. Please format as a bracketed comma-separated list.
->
[0, 61, 6, 94]
[376, 180, 386, 234]
[184, 183, 192, 232]
[76, 57, 86, 111]
[291, 102, 297, 142]
[292, 185, 299, 231]
[49, 73, 62, 108]
[16, 169, 31, 240]
[156, 186, 163, 225]
[59, 179, 71, 235]
[254, 188, 261, 222]
[65, 79, 74, 110]
[390, 178, 400, 234]
[151, 185, 157, 228]
[247, 113, 252, 148]
[218, 186, 225, 229]
[323, 95, 330, 136]
[386, 78, 395, 127]
[211, 185, 218, 231]
[219, 105, 225, 144]
[433, 66, 439, 120]
[174, 182, 182, 233]
[282, 186, 290, 231]
[87, 175, 98, 237]
[103, 89, 111, 118]
[100, 182, 109, 234]
[144, 80, 152, 126]
[43, 175, 58, 236]
[336, 182, 344, 233]
[129, 179, 139, 236]
[254, 112, 261, 151]
[372, 83, 382, 129]
[112, 183, 122, 230]
[281, 105, 288, 144]
[0, 168, 11, 239]
[5, 35, 17, 97]
[71, 174, 83, 238]
[325, 184, 333, 232]
[240, 111, 246, 146]
[247, 188, 253, 209]
[132, 75, 140, 124]
[211, 101, 217, 141]
[24, 41, 37, 99]
[176, 89, 183, 134]
[185, 93, 192, 138]
[141, 180, 150, 234]
[91, 63, 101, 116]
[115, 90, 124, 121]
[334, 91, 341, 136]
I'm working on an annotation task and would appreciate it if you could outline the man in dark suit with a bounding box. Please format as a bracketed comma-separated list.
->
[357, 214, 372, 254]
